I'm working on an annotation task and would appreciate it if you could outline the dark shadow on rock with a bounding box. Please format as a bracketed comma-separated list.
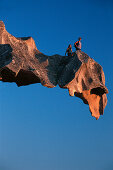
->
[16, 69, 40, 86]
[1, 67, 16, 82]
[90, 87, 108, 96]
[82, 79, 88, 91]
[17, 37, 31, 41]
[58, 53, 82, 87]
[35, 53, 48, 63]
[99, 96, 103, 115]
[74, 92, 88, 104]
[45, 54, 66, 86]
[0, 44, 12, 68]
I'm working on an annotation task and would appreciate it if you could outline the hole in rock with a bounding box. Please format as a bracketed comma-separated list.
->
[90, 87, 106, 96]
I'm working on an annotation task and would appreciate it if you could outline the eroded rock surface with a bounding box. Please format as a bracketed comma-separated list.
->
[0, 21, 108, 119]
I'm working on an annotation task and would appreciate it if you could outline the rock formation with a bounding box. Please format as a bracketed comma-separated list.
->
[0, 21, 108, 119]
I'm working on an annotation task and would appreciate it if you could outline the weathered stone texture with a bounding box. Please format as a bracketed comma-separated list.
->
[0, 21, 108, 119]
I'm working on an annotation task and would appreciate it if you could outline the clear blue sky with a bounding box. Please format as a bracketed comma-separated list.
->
[0, 0, 113, 170]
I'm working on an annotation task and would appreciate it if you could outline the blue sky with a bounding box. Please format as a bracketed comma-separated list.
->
[0, 0, 113, 170]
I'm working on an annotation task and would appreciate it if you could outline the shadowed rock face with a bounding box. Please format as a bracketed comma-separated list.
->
[0, 21, 108, 119]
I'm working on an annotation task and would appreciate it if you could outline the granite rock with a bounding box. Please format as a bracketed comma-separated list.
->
[0, 21, 108, 119]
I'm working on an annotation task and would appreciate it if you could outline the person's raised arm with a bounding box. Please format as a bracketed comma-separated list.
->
[74, 41, 78, 47]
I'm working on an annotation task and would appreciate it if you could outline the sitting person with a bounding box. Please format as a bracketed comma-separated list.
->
[65, 44, 73, 56]
[74, 37, 82, 50]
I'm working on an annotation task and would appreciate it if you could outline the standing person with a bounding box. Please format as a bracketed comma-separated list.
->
[74, 37, 82, 50]
[65, 44, 73, 56]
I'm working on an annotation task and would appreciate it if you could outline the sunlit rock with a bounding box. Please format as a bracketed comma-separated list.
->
[0, 21, 108, 119]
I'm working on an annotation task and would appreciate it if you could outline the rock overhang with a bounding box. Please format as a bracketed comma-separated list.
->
[0, 21, 108, 119]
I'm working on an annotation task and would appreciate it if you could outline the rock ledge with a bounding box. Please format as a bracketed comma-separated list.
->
[0, 21, 108, 119]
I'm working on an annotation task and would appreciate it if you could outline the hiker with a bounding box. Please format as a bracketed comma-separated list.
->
[74, 37, 82, 50]
[65, 44, 73, 56]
